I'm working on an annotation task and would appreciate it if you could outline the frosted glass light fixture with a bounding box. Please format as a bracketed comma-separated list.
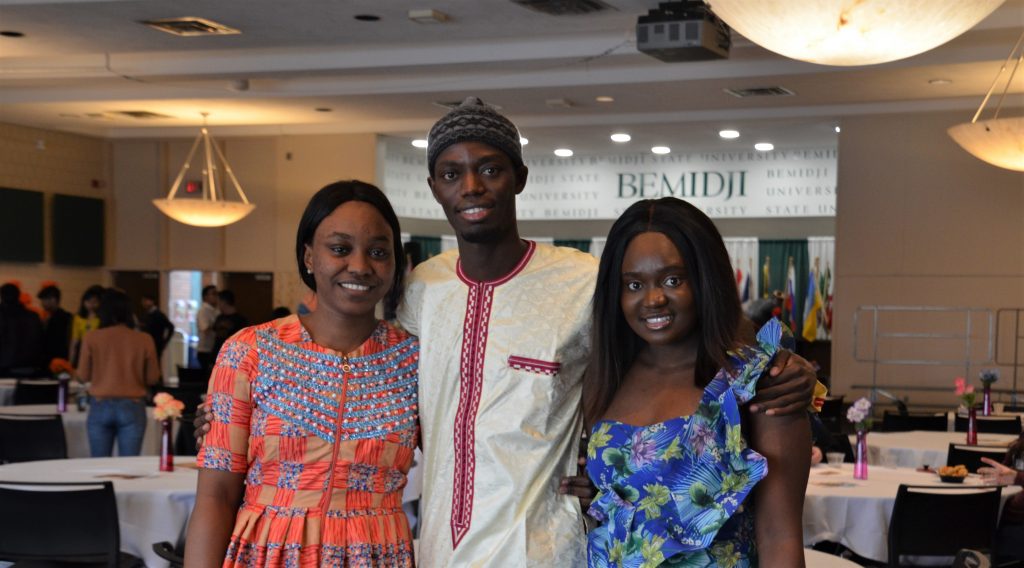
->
[152, 113, 255, 227]
[948, 31, 1024, 172]
[705, 0, 1004, 66]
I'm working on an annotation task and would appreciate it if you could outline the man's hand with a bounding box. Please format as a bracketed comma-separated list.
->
[193, 401, 212, 447]
[560, 457, 596, 511]
[978, 457, 1018, 486]
[749, 349, 817, 416]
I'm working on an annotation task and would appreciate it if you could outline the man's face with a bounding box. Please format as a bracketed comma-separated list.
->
[141, 297, 154, 311]
[40, 297, 58, 312]
[428, 141, 527, 244]
[203, 289, 217, 305]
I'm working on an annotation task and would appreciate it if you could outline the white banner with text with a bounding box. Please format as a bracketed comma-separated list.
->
[380, 137, 837, 220]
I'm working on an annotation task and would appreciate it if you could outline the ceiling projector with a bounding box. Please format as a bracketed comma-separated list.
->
[637, 1, 730, 62]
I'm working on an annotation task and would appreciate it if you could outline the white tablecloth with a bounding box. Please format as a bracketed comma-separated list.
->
[0, 404, 173, 458]
[855, 431, 1018, 468]
[803, 463, 1021, 562]
[0, 455, 197, 567]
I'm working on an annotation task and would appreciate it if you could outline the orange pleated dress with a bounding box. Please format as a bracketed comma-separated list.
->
[198, 315, 419, 567]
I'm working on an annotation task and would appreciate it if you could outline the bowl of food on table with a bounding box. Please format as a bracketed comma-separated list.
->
[938, 464, 968, 483]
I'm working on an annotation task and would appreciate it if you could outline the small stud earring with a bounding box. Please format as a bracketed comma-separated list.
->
[306, 268, 313, 274]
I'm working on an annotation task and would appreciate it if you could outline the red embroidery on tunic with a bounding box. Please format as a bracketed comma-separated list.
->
[507, 355, 561, 376]
[450, 241, 536, 549]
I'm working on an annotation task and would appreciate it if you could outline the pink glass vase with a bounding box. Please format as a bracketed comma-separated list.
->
[56, 375, 69, 413]
[982, 384, 993, 416]
[966, 407, 978, 445]
[854, 430, 869, 480]
[159, 419, 174, 472]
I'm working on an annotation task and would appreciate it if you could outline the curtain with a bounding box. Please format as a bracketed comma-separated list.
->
[758, 239, 809, 332]
[409, 235, 442, 260]
[554, 239, 591, 254]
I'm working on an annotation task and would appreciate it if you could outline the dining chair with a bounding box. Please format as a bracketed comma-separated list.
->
[12, 378, 60, 405]
[946, 443, 1009, 473]
[888, 484, 1002, 567]
[954, 415, 1023, 435]
[881, 411, 947, 432]
[819, 395, 845, 433]
[176, 365, 211, 388]
[0, 413, 67, 463]
[0, 480, 144, 567]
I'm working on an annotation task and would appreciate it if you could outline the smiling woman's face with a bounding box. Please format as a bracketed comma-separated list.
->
[303, 200, 395, 320]
[619, 231, 697, 348]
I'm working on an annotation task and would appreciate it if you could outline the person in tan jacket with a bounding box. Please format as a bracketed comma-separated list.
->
[77, 288, 161, 456]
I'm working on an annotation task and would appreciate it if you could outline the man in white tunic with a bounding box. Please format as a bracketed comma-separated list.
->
[398, 98, 595, 566]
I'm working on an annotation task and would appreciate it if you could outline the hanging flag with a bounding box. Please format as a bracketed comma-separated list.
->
[762, 256, 771, 299]
[783, 257, 797, 334]
[823, 262, 834, 336]
[735, 267, 743, 299]
[740, 270, 751, 303]
[802, 260, 823, 342]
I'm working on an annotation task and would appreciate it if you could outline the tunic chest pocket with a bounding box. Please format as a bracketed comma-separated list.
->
[507, 355, 561, 376]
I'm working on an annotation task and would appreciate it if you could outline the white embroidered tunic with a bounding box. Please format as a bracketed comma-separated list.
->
[398, 241, 597, 567]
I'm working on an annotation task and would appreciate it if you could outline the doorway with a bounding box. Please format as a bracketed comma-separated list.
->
[111, 270, 160, 322]
[220, 272, 274, 325]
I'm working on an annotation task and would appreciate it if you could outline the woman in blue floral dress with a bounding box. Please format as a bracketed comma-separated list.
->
[583, 197, 810, 567]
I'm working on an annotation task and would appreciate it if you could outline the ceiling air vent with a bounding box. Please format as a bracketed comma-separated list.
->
[724, 86, 796, 98]
[509, 0, 614, 16]
[140, 17, 240, 37]
[111, 111, 174, 119]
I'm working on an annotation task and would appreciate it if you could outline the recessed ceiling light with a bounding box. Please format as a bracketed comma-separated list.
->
[719, 129, 740, 139]
[412, 139, 428, 148]
[314, 107, 332, 112]
[928, 78, 953, 85]
[354, 14, 381, 21]
[595, 96, 615, 103]
[520, 137, 529, 145]
[610, 133, 631, 143]
[554, 148, 574, 157]
[834, 126, 841, 133]
[0, 31, 25, 38]
[754, 142, 774, 152]
[651, 146, 671, 155]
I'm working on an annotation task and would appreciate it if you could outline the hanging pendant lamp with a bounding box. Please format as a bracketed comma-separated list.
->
[705, 0, 1005, 66]
[947, 31, 1024, 172]
[152, 113, 256, 227]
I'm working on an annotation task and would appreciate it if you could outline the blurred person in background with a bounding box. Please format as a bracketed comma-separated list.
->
[980, 433, 1024, 561]
[0, 283, 43, 376]
[37, 284, 72, 366]
[70, 284, 103, 366]
[211, 290, 248, 358]
[76, 288, 161, 457]
[196, 285, 219, 371]
[139, 292, 175, 360]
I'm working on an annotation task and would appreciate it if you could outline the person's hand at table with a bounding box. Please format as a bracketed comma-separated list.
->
[978, 457, 1019, 486]
[749, 349, 818, 416]
[810, 445, 823, 466]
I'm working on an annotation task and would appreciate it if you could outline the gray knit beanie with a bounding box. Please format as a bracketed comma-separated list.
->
[426, 96, 524, 174]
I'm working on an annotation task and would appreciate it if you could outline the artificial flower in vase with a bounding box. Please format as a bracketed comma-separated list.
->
[48, 358, 74, 413]
[954, 377, 979, 445]
[846, 397, 873, 480]
[979, 369, 999, 416]
[153, 392, 185, 472]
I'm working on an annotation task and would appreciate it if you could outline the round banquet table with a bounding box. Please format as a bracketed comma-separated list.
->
[853, 430, 1018, 468]
[0, 404, 174, 458]
[0, 378, 87, 407]
[803, 463, 1021, 563]
[804, 548, 862, 567]
[0, 455, 197, 567]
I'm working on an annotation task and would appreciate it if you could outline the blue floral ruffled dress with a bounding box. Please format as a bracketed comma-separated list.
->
[585, 321, 783, 568]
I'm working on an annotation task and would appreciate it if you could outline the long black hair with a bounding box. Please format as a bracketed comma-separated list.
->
[77, 285, 104, 318]
[584, 197, 742, 427]
[295, 180, 406, 316]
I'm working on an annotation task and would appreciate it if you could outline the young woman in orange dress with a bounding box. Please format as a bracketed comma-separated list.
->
[185, 181, 418, 567]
